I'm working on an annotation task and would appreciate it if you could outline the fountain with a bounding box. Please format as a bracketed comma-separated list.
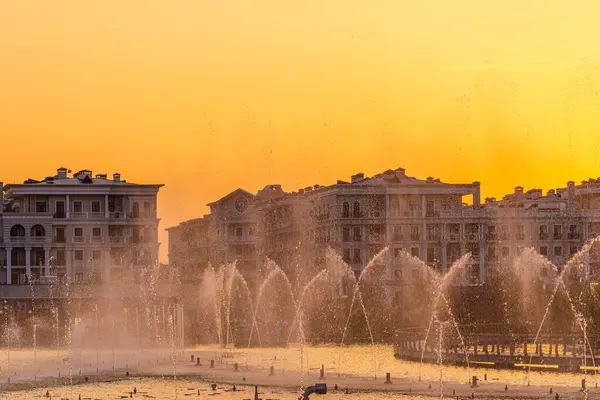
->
[4, 237, 600, 400]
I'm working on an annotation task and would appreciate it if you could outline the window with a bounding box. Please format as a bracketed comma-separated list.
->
[541, 267, 548, 277]
[36, 201, 47, 213]
[132, 202, 140, 218]
[394, 269, 402, 278]
[74, 250, 84, 261]
[553, 225, 562, 240]
[539, 225, 548, 240]
[570, 246, 578, 256]
[91, 201, 101, 213]
[55, 227, 66, 243]
[408, 201, 418, 214]
[235, 227, 243, 237]
[352, 201, 361, 218]
[516, 225, 525, 240]
[342, 202, 350, 218]
[393, 226, 402, 241]
[501, 247, 510, 258]
[394, 247, 404, 258]
[73, 201, 82, 213]
[426, 201, 434, 216]
[56, 250, 66, 265]
[249, 226, 255, 236]
[410, 225, 420, 241]
[55, 201, 65, 214]
[74, 227, 83, 237]
[93, 250, 102, 260]
[353, 248, 361, 264]
[75, 273, 84, 283]
[92, 227, 101, 237]
[540, 246, 548, 256]
[411, 247, 419, 258]
[569, 225, 579, 239]
[343, 248, 351, 263]
[554, 246, 562, 256]
[353, 226, 361, 242]
[343, 226, 350, 242]
[427, 247, 436, 263]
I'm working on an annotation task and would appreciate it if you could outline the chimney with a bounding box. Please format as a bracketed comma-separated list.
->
[113, 173, 121, 183]
[57, 168, 68, 179]
[351, 173, 365, 183]
[567, 181, 575, 205]
[472, 181, 481, 206]
[426, 177, 434, 183]
[96, 174, 107, 179]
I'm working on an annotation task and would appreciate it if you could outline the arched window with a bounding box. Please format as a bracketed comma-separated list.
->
[353, 201, 361, 218]
[342, 202, 350, 218]
[132, 202, 140, 218]
[10, 224, 25, 237]
[31, 224, 45, 237]
[143, 202, 152, 218]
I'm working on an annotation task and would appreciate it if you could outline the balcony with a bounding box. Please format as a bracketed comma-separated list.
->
[90, 212, 105, 219]
[426, 233, 441, 241]
[73, 236, 85, 243]
[539, 232, 549, 240]
[464, 233, 480, 241]
[109, 211, 126, 219]
[425, 210, 440, 218]
[553, 233, 564, 240]
[90, 236, 104, 243]
[109, 236, 126, 244]
[567, 232, 581, 240]
[392, 234, 403, 242]
[53, 211, 66, 219]
[409, 234, 420, 241]
[227, 235, 255, 243]
[446, 233, 460, 242]
[486, 233, 498, 241]
[10, 236, 26, 243]
[31, 236, 46, 242]
[54, 236, 66, 244]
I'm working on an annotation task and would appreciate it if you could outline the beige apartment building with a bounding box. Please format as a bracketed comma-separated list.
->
[168, 168, 600, 296]
[0, 168, 163, 286]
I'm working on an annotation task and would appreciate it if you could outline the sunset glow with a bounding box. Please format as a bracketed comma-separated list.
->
[2, 1, 600, 261]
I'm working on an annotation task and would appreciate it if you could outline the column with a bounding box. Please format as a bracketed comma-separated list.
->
[421, 195, 426, 218]
[65, 249, 72, 281]
[385, 194, 392, 281]
[105, 194, 110, 218]
[6, 248, 12, 285]
[104, 248, 111, 283]
[479, 242, 485, 283]
[44, 247, 50, 276]
[25, 247, 31, 280]
[66, 194, 70, 218]
[441, 244, 448, 274]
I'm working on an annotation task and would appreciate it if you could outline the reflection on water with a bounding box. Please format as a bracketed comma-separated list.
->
[7, 377, 434, 400]
[1, 344, 596, 399]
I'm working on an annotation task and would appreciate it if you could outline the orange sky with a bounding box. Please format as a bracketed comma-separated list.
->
[2, 1, 600, 262]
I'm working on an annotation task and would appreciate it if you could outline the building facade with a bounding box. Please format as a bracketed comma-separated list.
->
[0, 168, 163, 285]
[168, 168, 600, 296]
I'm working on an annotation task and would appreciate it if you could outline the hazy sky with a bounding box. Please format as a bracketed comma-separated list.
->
[2, 1, 600, 262]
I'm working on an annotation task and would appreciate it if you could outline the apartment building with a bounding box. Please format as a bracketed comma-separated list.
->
[0, 168, 163, 285]
[168, 168, 600, 295]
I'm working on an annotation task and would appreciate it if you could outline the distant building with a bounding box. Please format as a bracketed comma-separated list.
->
[0, 168, 163, 285]
[168, 168, 600, 296]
